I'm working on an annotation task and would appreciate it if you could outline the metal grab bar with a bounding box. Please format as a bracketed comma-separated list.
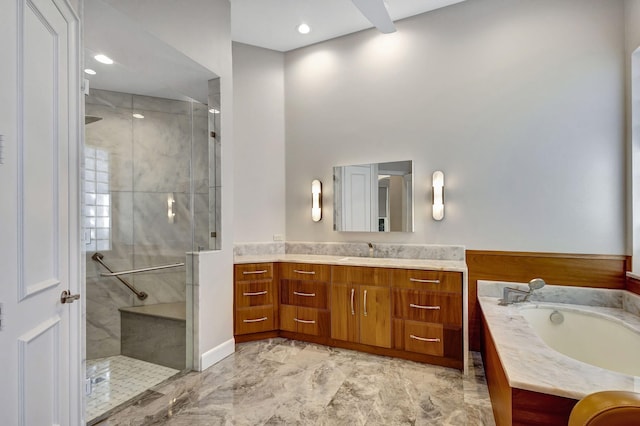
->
[91, 253, 148, 300]
[99, 262, 185, 277]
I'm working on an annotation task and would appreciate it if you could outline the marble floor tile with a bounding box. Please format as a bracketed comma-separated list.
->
[87, 355, 180, 424]
[95, 339, 496, 426]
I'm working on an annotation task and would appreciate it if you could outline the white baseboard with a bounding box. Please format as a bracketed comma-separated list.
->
[199, 338, 235, 371]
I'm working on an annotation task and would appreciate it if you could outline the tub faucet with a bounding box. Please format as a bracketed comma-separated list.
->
[367, 242, 374, 258]
[499, 278, 546, 305]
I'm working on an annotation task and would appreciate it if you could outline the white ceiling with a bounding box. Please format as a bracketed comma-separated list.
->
[230, 0, 467, 52]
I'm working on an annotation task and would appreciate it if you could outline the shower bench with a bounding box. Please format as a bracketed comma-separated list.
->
[119, 302, 186, 370]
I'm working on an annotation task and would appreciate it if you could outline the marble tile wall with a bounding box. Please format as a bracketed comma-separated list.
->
[477, 280, 625, 308]
[233, 242, 286, 256]
[86, 89, 212, 360]
[623, 290, 640, 316]
[285, 241, 465, 261]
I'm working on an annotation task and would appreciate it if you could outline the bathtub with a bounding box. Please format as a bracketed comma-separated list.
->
[478, 281, 640, 425]
[519, 306, 640, 377]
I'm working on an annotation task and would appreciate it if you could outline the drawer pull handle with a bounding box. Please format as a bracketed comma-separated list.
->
[293, 318, 316, 324]
[242, 270, 268, 275]
[293, 270, 316, 275]
[409, 278, 440, 284]
[243, 317, 268, 323]
[293, 291, 316, 297]
[410, 335, 441, 343]
[350, 288, 355, 315]
[243, 291, 268, 296]
[409, 303, 441, 310]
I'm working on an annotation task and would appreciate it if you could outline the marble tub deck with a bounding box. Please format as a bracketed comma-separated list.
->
[478, 281, 640, 401]
[96, 339, 495, 425]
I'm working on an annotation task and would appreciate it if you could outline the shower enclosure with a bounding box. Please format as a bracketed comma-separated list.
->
[83, 83, 220, 422]
[82, 1, 221, 421]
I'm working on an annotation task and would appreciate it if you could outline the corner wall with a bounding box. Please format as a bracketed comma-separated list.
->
[233, 42, 286, 243]
[284, 0, 626, 255]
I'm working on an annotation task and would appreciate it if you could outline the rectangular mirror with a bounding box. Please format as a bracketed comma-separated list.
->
[334, 160, 414, 232]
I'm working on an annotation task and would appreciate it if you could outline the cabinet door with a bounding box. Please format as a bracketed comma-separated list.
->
[359, 285, 391, 348]
[331, 282, 359, 343]
[279, 304, 297, 332]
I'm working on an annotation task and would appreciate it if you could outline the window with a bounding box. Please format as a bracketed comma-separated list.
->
[84, 146, 111, 252]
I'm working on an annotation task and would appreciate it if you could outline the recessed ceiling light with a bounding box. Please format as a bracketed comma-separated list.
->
[208, 108, 220, 114]
[94, 54, 113, 65]
[84, 68, 97, 75]
[132, 113, 144, 119]
[297, 23, 311, 34]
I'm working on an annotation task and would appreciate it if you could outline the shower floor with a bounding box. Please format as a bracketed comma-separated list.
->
[86, 355, 179, 422]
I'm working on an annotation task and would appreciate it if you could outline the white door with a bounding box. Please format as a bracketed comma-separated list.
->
[0, 0, 82, 425]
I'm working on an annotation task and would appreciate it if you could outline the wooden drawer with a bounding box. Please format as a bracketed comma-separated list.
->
[235, 263, 273, 281]
[235, 306, 275, 335]
[403, 321, 444, 356]
[293, 307, 321, 336]
[332, 265, 390, 287]
[279, 262, 331, 281]
[391, 269, 462, 293]
[280, 305, 328, 336]
[236, 281, 274, 307]
[392, 289, 462, 326]
[280, 280, 328, 309]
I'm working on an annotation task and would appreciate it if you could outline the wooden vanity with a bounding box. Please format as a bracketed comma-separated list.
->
[234, 256, 468, 371]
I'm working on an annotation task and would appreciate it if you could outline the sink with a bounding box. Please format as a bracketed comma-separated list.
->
[336, 256, 381, 264]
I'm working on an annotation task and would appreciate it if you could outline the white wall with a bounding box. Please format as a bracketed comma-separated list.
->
[233, 42, 286, 242]
[105, 0, 235, 367]
[284, 0, 626, 254]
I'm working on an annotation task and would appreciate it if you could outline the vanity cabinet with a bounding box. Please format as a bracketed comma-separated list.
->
[331, 266, 391, 348]
[234, 263, 277, 335]
[279, 263, 331, 337]
[233, 259, 466, 370]
[391, 269, 463, 360]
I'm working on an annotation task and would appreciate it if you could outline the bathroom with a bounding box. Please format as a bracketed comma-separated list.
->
[2, 0, 640, 424]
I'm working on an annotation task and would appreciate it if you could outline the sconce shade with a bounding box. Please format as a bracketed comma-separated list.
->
[432, 171, 444, 221]
[312, 179, 322, 222]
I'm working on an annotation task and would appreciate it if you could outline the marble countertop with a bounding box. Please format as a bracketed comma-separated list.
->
[234, 254, 467, 272]
[479, 295, 640, 400]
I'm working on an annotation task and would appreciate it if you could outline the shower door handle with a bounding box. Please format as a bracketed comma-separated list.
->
[60, 290, 80, 304]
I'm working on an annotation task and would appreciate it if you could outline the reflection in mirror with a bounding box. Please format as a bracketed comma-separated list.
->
[334, 161, 413, 232]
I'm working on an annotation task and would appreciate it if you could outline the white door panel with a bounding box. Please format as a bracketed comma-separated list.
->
[0, 0, 81, 424]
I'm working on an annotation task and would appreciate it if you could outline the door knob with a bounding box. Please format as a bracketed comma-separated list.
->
[60, 290, 80, 304]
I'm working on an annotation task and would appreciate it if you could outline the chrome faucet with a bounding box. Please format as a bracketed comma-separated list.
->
[367, 242, 374, 257]
[499, 278, 546, 305]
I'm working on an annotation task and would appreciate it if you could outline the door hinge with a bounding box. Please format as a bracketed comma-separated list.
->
[0, 302, 4, 331]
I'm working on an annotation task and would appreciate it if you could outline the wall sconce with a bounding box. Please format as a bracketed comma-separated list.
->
[312, 179, 322, 222]
[432, 171, 444, 221]
[167, 193, 176, 223]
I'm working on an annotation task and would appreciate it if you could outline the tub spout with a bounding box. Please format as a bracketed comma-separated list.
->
[499, 278, 546, 305]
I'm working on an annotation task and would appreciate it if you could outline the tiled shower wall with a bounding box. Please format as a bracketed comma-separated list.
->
[85, 89, 211, 359]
